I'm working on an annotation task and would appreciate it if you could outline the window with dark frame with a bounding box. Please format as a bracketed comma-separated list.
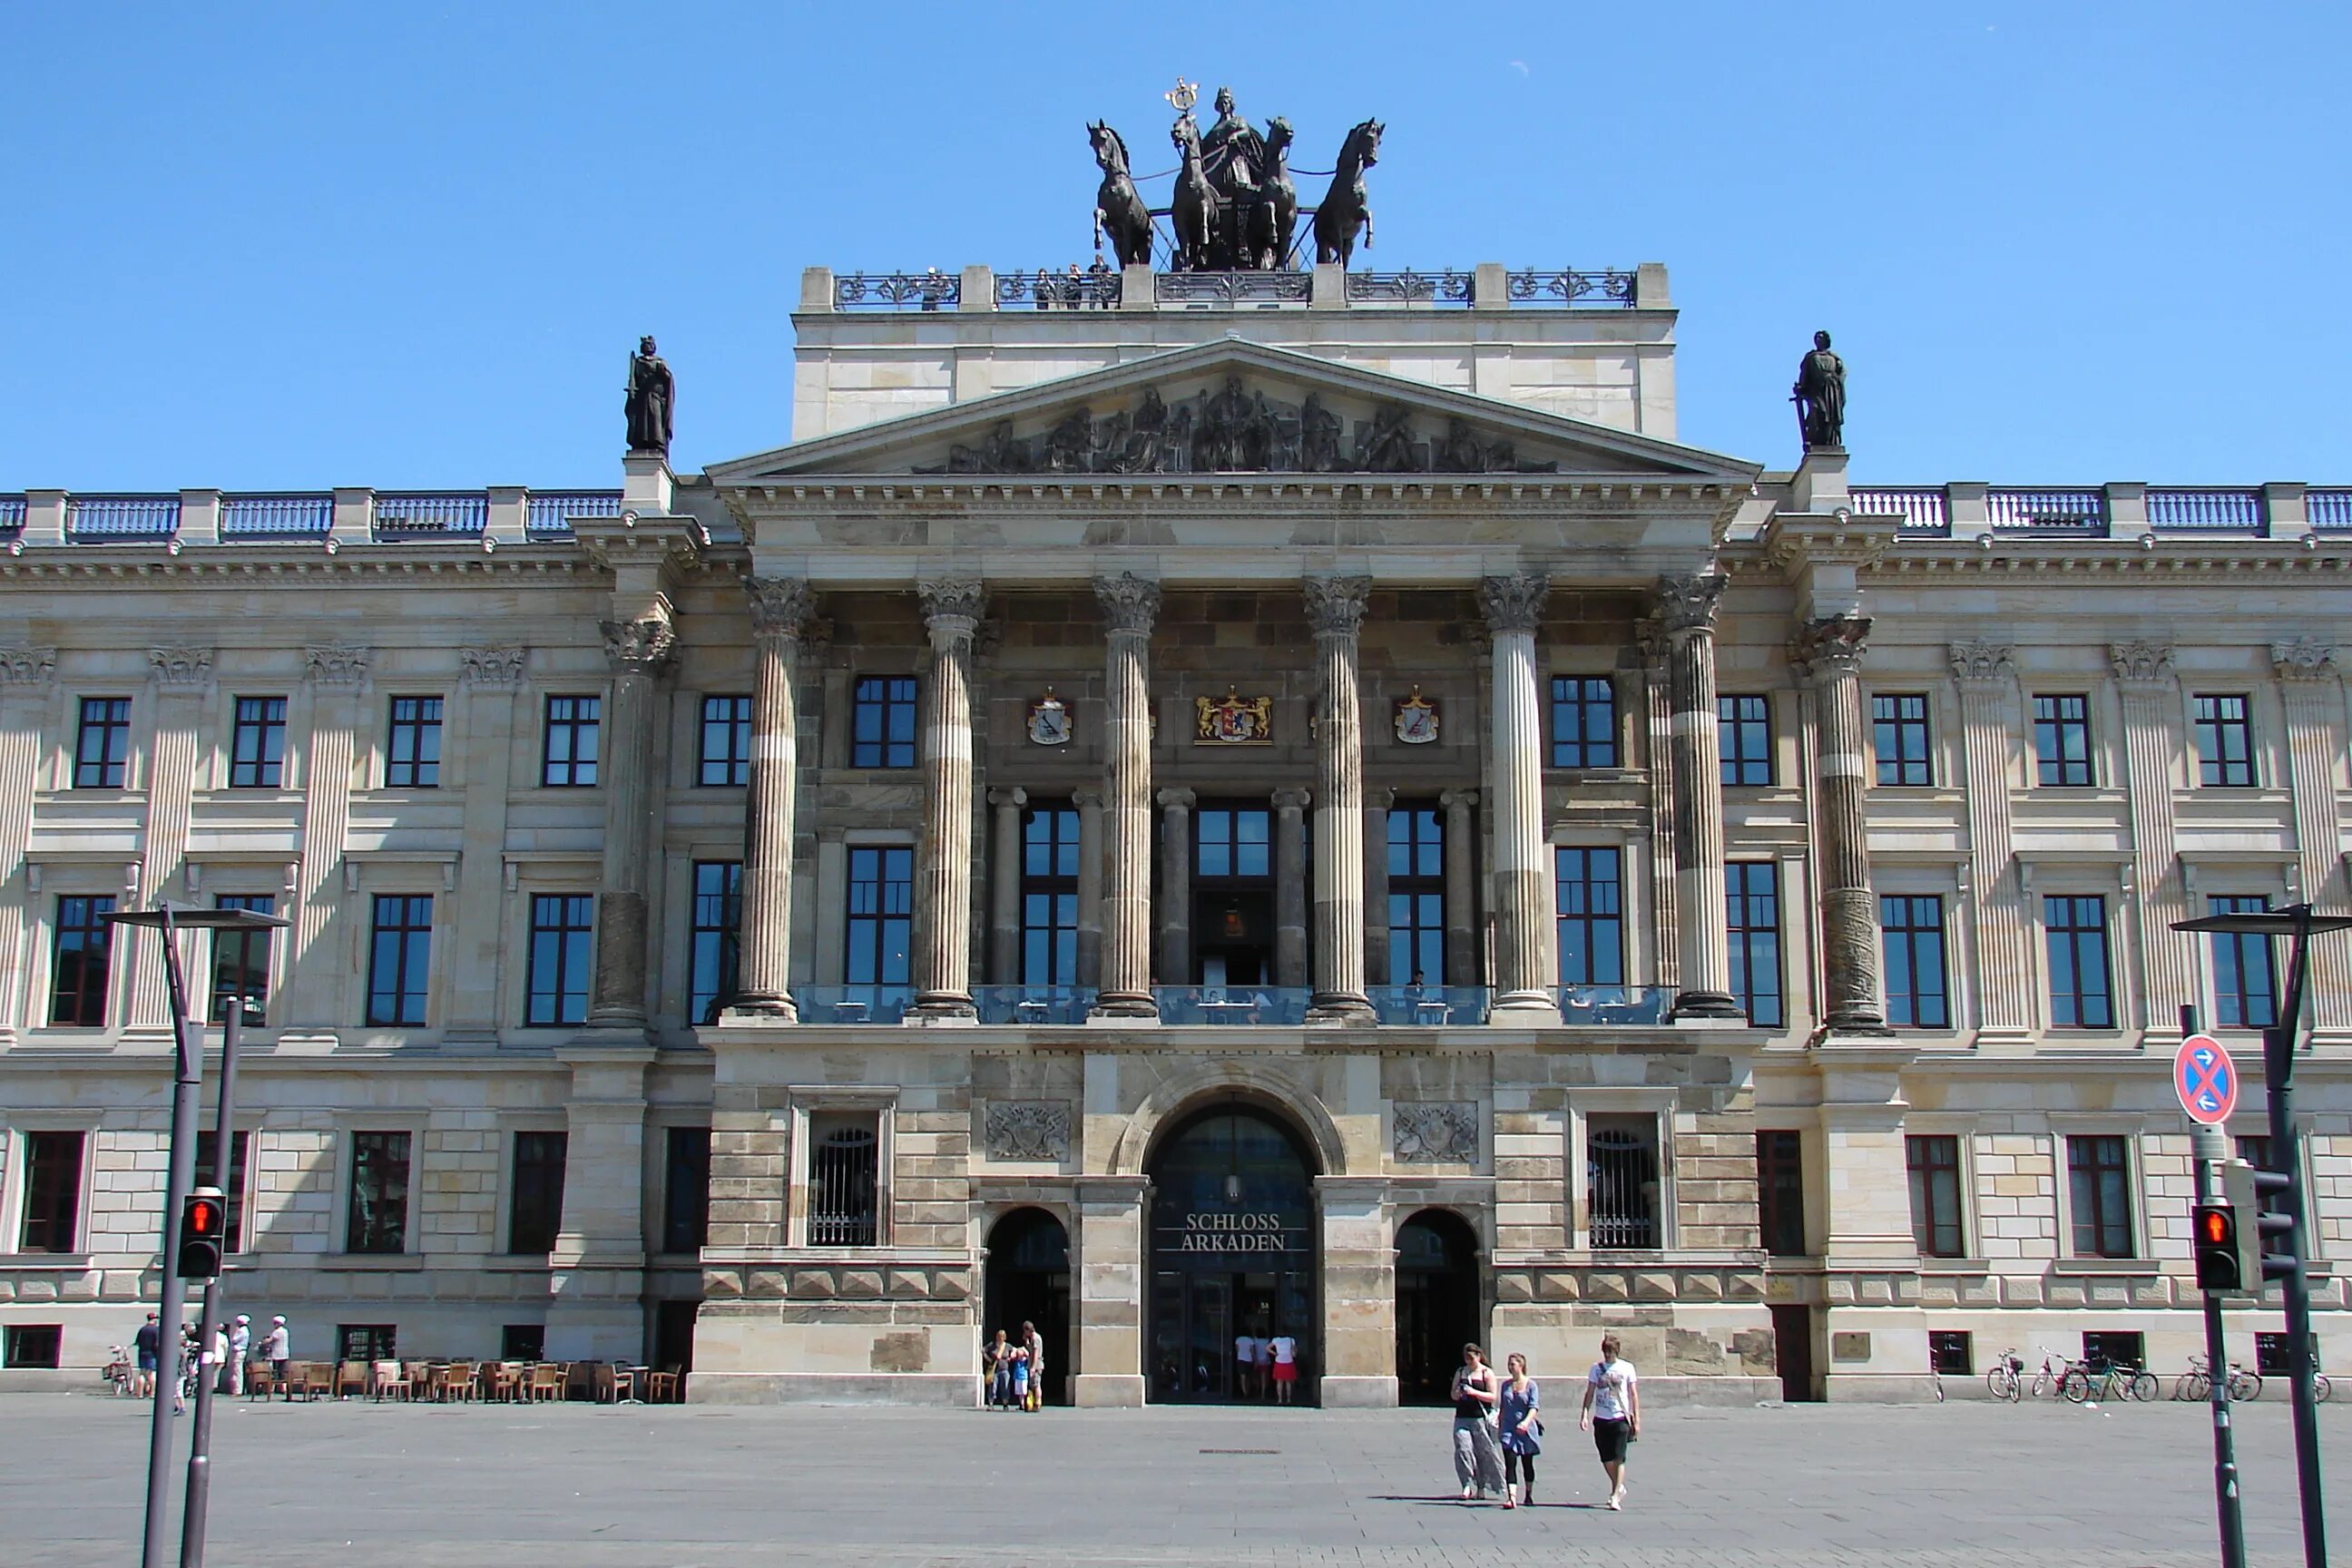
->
[192, 1129, 251, 1252]
[1719, 694, 1772, 785]
[209, 894, 275, 1026]
[1880, 895, 1949, 1028]
[501, 1324, 545, 1362]
[698, 694, 752, 786]
[844, 847, 913, 992]
[663, 1125, 712, 1254]
[2044, 894, 2114, 1028]
[229, 696, 288, 788]
[2192, 694, 2255, 788]
[2235, 1133, 2273, 1172]
[3, 1325, 63, 1368]
[337, 1324, 397, 1362]
[1554, 846, 1624, 989]
[386, 696, 443, 788]
[524, 893, 594, 1025]
[2081, 1330, 2144, 1370]
[2066, 1134, 2135, 1259]
[850, 676, 917, 769]
[505, 1130, 569, 1254]
[49, 895, 114, 1027]
[1872, 693, 1933, 785]
[1756, 1130, 1806, 1258]
[541, 694, 601, 787]
[1726, 861, 1783, 1026]
[1585, 1113, 1661, 1250]
[2208, 894, 2278, 1030]
[346, 1131, 411, 1254]
[688, 861, 741, 1024]
[17, 1130, 86, 1253]
[1928, 1330, 1974, 1377]
[1906, 1134, 1965, 1258]
[1387, 804, 1445, 985]
[73, 697, 132, 789]
[1021, 805, 1082, 985]
[1549, 676, 1618, 769]
[1196, 807, 1270, 878]
[367, 895, 433, 1027]
[2033, 694, 2093, 786]
[807, 1112, 880, 1247]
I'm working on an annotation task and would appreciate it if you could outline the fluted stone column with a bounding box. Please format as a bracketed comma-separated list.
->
[587, 608, 675, 1028]
[1157, 789, 1195, 985]
[1074, 788, 1104, 987]
[1305, 576, 1373, 1020]
[1639, 622, 1681, 988]
[0, 648, 55, 1044]
[988, 787, 1027, 985]
[1795, 617, 1891, 1036]
[2273, 639, 2352, 1035]
[1658, 573, 1741, 1019]
[731, 578, 809, 1019]
[1093, 574, 1160, 1016]
[2112, 642, 2191, 1032]
[1951, 642, 2034, 1044]
[1478, 575, 1558, 1018]
[1272, 788, 1311, 990]
[915, 580, 983, 1017]
[1441, 789, 1478, 985]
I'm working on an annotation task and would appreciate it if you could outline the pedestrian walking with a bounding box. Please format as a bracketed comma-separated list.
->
[132, 1312, 160, 1398]
[1448, 1342, 1504, 1501]
[228, 1315, 251, 1396]
[1578, 1333, 1641, 1510]
[985, 1328, 1015, 1409]
[1233, 1328, 1259, 1400]
[261, 1315, 291, 1398]
[1497, 1353, 1542, 1508]
[1009, 1341, 1032, 1411]
[1020, 1320, 1045, 1412]
[1267, 1330, 1299, 1405]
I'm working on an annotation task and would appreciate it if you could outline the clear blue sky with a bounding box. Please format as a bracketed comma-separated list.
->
[8, 3, 2347, 491]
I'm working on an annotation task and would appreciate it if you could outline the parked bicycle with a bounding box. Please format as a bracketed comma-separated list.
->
[2063, 1357, 2158, 1404]
[2173, 1355, 2261, 1403]
[1985, 1347, 2027, 1402]
[2030, 1348, 2073, 1399]
[101, 1346, 132, 1396]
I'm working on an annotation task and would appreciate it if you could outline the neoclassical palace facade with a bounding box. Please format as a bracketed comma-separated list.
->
[1, 258, 2346, 1403]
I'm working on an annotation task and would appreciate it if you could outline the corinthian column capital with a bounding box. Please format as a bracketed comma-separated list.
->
[0, 646, 57, 687]
[1477, 573, 1549, 636]
[918, 578, 986, 648]
[601, 610, 676, 674]
[2271, 637, 2339, 682]
[1093, 573, 1161, 634]
[305, 643, 373, 691]
[1303, 575, 1372, 640]
[1947, 641, 2014, 685]
[2107, 641, 2175, 688]
[745, 575, 815, 647]
[1790, 616, 1871, 684]
[1652, 572, 1726, 639]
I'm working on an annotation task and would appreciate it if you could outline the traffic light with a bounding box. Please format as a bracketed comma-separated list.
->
[2222, 1159, 2297, 1286]
[2192, 1200, 2242, 1292]
[177, 1187, 226, 1279]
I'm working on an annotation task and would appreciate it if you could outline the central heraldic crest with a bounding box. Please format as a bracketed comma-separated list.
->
[1196, 689, 1273, 745]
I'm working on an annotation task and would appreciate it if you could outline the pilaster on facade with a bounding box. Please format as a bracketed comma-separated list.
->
[276, 645, 371, 1045]
[2272, 637, 2352, 1039]
[584, 605, 676, 1034]
[2108, 642, 2191, 1039]
[124, 647, 218, 1037]
[1950, 641, 2034, 1048]
[445, 646, 525, 1043]
[0, 648, 56, 1044]
[546, 1045, 657, 1359]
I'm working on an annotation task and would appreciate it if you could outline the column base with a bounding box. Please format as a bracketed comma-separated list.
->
[1071, 1374, 1146, 1407]
[1490, 990, 1562, 1026]
[911, 995, 978, 1024]
[1668, 989, 1745, 1021]
[1307, 992, 1375, 1026]
[1088, 993, 1160, 1023]
[719, 997, 799, 1025]
[1814, 1011, 1896, 1043]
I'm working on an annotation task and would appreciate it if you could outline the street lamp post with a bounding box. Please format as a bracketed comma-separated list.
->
[2174, 901, 2352, 1568]
[109, 905, 289, 1568]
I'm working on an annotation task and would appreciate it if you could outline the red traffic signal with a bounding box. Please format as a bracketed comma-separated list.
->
[177, 1188, 227, 1279]
[2192, 1200, 2242, 1293]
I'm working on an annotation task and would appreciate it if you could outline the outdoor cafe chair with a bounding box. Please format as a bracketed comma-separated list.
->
[524, 1363, 566, 1403]
[482, 1361, 522, 1402]
[369, 1360, 407, 1401]
[642, 1365, 682, 1404]
[588, 1362, 618, 1404]
[432, 1361, 476, 1402]
[334, 1360, 369, 1399]
[297, 1362, 334, 1401]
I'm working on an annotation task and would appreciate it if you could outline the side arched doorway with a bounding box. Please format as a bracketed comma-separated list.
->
[1145, 1103, 1318, 1406]
[1395, 1209, 1483, 1406]
[982, 1208, 1070, 1406]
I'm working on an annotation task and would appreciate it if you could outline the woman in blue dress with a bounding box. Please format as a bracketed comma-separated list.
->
[1496, 1353, 1542, 1509]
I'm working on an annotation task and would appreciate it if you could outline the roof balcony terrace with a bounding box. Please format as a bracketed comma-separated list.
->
[1846, 482, 2352, 541]
[0, 487, 622, 548]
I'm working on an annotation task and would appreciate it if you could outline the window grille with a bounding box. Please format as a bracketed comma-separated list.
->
[808, 1117, 879, 1247]
[1586, 1114, 1660, 1250]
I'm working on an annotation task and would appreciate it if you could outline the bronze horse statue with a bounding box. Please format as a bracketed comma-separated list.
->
[1249, 116, 1298, 270]
[1170, 116, 1220, 272]
[1313, 118, 1383, 267]
[1088, 122, 1152, 269]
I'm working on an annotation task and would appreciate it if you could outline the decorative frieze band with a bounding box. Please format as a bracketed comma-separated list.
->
[0, 646, 57, 686]
[1947, 641, 2014, 685]
[984, 1101, 1072, 1162]
[1393, 1102, 1479, 1164]
[460, 646, 528, 688]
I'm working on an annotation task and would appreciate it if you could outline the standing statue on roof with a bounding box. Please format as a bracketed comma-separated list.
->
[625, 336, 674, 456]
[1792, 329, 1846, 451]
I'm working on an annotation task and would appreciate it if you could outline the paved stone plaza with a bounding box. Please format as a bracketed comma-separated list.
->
[6, 1393, 2345, 1566]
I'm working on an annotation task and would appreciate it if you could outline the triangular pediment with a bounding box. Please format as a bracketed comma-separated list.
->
[708, 339, 1753, 486]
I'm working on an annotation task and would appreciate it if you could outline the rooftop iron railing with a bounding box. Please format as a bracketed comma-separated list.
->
[833, 270, 961, 310]
[1345, 269, 1475, 306]
[371, 493, 488, 539]
[997, 269, 1121, 310]
[220, 494, 333, 539]
[525, 491, 622, 538]
[1157, 270, 1312, 308]
[66, 495, 181, 540]
[1500, 268, 1640, 307]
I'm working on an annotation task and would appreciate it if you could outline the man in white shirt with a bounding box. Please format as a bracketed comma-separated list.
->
[227, 1316, 251, 1396]
[1233, 1331, 1259, 1400]
[1578, 1333, 1642, 1509]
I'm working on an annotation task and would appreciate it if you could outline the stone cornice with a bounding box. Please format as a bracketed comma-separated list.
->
[1759, 511, 1899, 574]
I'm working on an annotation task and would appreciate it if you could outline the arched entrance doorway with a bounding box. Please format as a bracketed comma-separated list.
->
[1395, 1209, 1482, 1406]
[982, 1208, 1070, 1406]
[1145, 1103, 1318, 1406]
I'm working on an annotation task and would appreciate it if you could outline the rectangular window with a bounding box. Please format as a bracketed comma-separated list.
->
[1196, 808, 1270, 879]
[229, 696, 289, 788]
[2044, 894, 2113, 1029]
[1726, 861, 1783, 1026]
[1906, 1134, 1965, 1258]
[366, 895, 433, 1027]
[1928, 1330, 1974, 1377]
[662, 1126, 712, 1254]
[17, 1131, 85, 1252]
[346, 1132, 412, 1254]
[1387, 805, 1445, 985]
[2253, 1331, 2317, 1378]
[688, 861, 741, 1024]
[506, 1131, 569, 1254]
[2033, 694, 2093, 786]
[501, 1324, 545, 1362]
[2235, 1133, 2273, 1172]
[1553, 847, 1624, 988]
[1880, 895, 1949, 1028]
[338, 1325, 397, 1362]
[844, 847, 913, 988]
[2192, 694, 2255, 788]
[3, 1325, 63, 1368]
[2066, 1134, 2135, 1259]
[698, 694, 752, 786]
[1872, 693, 1933, 786]
[541, 695, 601, 787]
[1585, 1113, 1661, 1250]
[2081, 1330, 2144, 1370]
[385, 696, 443, 788]
[49, 895, 115, 1026]
[850, 676, 917, 769]
[807, 1112, 880, 1248]
[1021, 806, 1082, 985]
[524, 893, 594, 1025]
[192, 1130, 251, 1253]
[1719, 694, 1772, 785]
[2209, 894, 2278, 1030]
[209, 894, 275, 1026]
[1756, 1130, 1806, 1258]
[73, 697, 132, 789]
[1549, 676, 1618, 769]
